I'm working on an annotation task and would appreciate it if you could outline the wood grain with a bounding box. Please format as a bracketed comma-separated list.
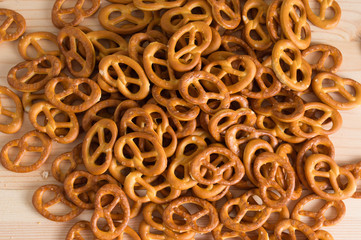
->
[1, 0, 361, 239]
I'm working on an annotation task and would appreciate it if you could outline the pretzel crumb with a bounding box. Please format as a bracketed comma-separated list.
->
[41, 171, 49, 179]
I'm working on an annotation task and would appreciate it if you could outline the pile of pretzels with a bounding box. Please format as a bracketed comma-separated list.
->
[0, 0, 360, 239]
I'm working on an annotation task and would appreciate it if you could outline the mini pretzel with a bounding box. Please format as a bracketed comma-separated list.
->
[124, 171, 181, 203]
[57, 26, 95, 78]
[98, 3, 152, 35]
[0, 130, 52, 173]
[82, 119, 117, 175]
[242, 0, 272, 51]
[29, 101, 79, 144]
[163, 196, 219, 233]
[220, 189, 272, 232]
[266, 0, 284, 43]
[32, 184, 83, 222]
[272, 39, 312, 91]
[305, 154, 357, 200]
[113, 132, 167, 176]
[0, 86, 24, 134]
[220, 35, 257, 58]
[302, 44, 342, 73]
[280, 0, 311, 50]
[18, 32, 63, 61]
[160, 0, 212, 34]
[167, 22, 212, 72]
[303, 0, 341, 29]
[7, 55, 62, 92]
[212, 224, 269, 240]
[190, 145, 244, 185]
[274, 219, 317, 240]
[98, 54, 150, 100]
[0, 8, 26, 43]
[52, 0, 101, 28]
[273, 118, 307, 143]
[113, 100, 139, 124]
[315, 230, 334, 240]
[90, 184, 130, 239]
[291, 194, 346, 231]
[51, 152, 78, 182]
[312, 72, 361, 110]
[168, 114, 197, 138]
[289, 102, 342, 138]
[63, 170, 117, 209]
[134, 0, 185, 11]
[179, 71, 230, 114]
[208, 0, 241, 29]
[45, 77, 101, 113]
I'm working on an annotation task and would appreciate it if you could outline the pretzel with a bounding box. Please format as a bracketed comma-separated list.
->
[124, 171, 181, 203]
[57, 26, 95, 78]
[0, 130, 52, 173]
[0, 86, 24, 134]
[289, 102, 342, 138]
[29, 101, 79, 144]
[272, 39, 312, 91]
[305, 154, 357, 200]
[312, 72, 361, 110]
[315, 230, 334, 240]
[212, 224, 269, 240]
[208, 0, 241, 29]
[179, 71, 230, 114]
[82, 119, 117, 175]
[168, 114, 197, 138]
[90, 184, 130, 239]
[0, 8, 26, 43]
[302, 44, 342, 73]
[273, 118, 307, 143]
[220, 189, 272, 232]
[98, 54, 150, 100]
[32, 184, 83, 222]
[98, 3, 152, 35]
[274, 219, 317, 240]
[266, 0, 284, 43]
[52, 0, 101, 28]
[190, 145, 244, 185]
[193, 181, 230, 201]
[203, 55, 257, 94]
[291, 194, 346, 231]
[114, 132, 167, 176]
[113, 100, 139, 124]
[251, 89, 305, 122]
[7, 55, 62, 92]
[163, 196, 219, 233]
[167, 22, 212, 72]
[220, 35, 256, 58]
[303, 0, 341, 29]
[51, 152, 78, 182]
[280, 0, 311, 50]
[208, 108, 256, 141]
[134, 0, 185, 11]
[118, 107, 154, 135]
[87, 30, 128, 61]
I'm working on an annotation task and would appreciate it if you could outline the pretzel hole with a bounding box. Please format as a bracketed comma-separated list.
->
[344, 84, 357, 96]
[109, 10, 122, 21]
[46, 199, 74, 216]
[196, 214, 211, 227]
[324, 205, 339, 221]
[279, 59, 291, 73]
[71, 59, 84, 73]
[249, 30, 262, 41]
[4, 21, 19, 35]
[207, 99, 221, 110]
[281, 107, 296, 116]
[60, 0, 79, 9]
[296, 69, 304, 82]
[131, 10, 144, 18]
[73, 176, 88, 189]
[0, 15, 8, 26]
[337, 174, 350, 190]
[247, 8, 258, 21]
[327, 92, 350, 103]
[220, 10, 231, 21]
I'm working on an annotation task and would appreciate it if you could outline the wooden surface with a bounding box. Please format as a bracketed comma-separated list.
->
[1, 0, 361, 239]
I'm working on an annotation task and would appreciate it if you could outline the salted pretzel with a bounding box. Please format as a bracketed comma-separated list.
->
[242, 0, 272, 51]
[163, 196, 219, 233]
[7, 55, 62, 92]
[168, 114, 197, 138]
[280, 0, 311, 50]
[98, 54, 150, 100]
[266, 0, 284, 43]
[220, 35, 256, 58]
[124, 171, 181, 203]
[114, 131, 167, 176]
[291, 194, 346, 231]
[29, 101, 79, 144]
[52, 0, 101, 28]
[90, 184, 130, 239]
[0, 86, 24, 134]
[272, 39, 312, 91]
[179, 71, 230, 114]
[274, 219, 317, 240]
[32, 184, 83, 222]
[208, 0, 241, 30]
[45, 77, 101, 113]
[220, 189, 272, 232]
[305, 154, 357, 200]
[63, 170, 117, 209]
[303, 0, 341, 29]
[0, 130, 52, 173]
[167, 22, 212, 72]
[113, 100, 139, 124]
[302, 44, 342, 73]
[51, 152, 78, 182]
[134, 0, 185, 10]
[87, 30, 128, 61]
[57, 26, 95, 78]
[98, 3, 152, 35]
[0, 8, 26, 43]
[312, 72, 361, 110]
[160, 0, 212, 34]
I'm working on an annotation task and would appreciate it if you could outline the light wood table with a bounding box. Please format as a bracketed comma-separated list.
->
[1, 0, 361, 239]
